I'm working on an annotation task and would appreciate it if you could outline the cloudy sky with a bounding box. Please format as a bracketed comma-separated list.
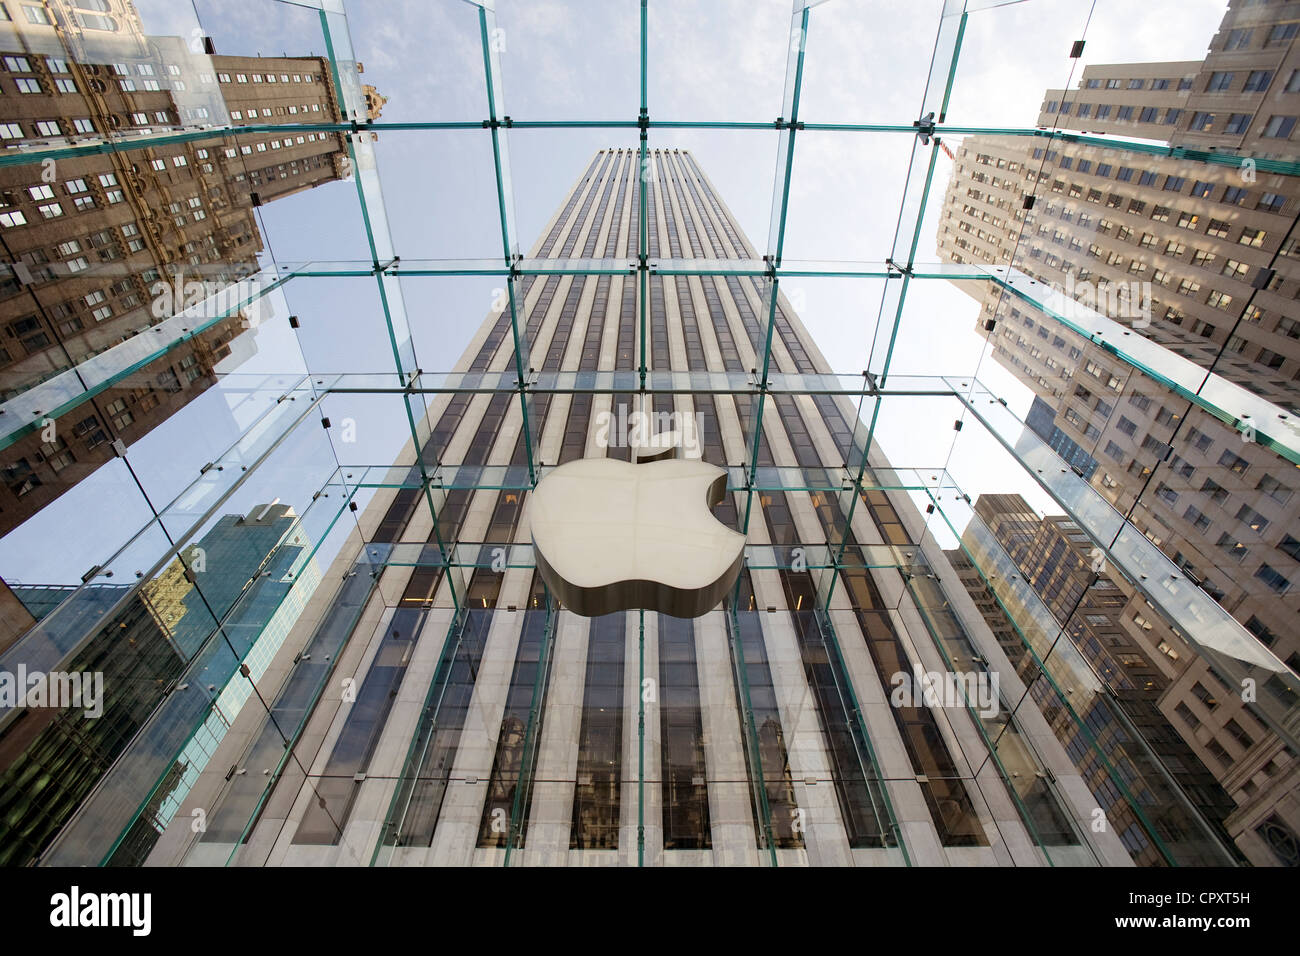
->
[0, 0, 1230, 584]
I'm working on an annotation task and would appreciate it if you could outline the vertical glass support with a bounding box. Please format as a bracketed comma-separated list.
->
[823, 0, 967, 612]
[637, 608, 646, 867]
[724, 603, 780, 866]
[502, 591, 557, 867]
[318, 2, 466, 614]
[638, 0, 649, 391]
[473, 1, 536, 489]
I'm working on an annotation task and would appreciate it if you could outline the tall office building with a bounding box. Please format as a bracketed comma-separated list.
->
[936, 0, 1300, 865]
[0, 7, 384, 533]
[112, 146, 1257, 868]
[0, 501, 319, 866]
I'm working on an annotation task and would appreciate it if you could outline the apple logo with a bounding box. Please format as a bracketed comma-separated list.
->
[528, 446, 745, 618]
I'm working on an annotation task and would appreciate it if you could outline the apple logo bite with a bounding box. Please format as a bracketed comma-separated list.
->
[528, 453, 745, 618]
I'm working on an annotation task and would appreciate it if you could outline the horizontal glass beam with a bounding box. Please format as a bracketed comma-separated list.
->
[328, 463, 959, 495]
[7, 112, 1294, 171]
[320, 370, 960, 397]
[360, 540, 921, 573]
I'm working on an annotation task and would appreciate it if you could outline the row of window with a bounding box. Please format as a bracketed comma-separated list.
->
[1083, 76, 1192, 92]
[230, 103, 324, 120]
[1032, 151, 1291, 215]
[1046, 94, 1299, 140]
[217, 71, 320, 85]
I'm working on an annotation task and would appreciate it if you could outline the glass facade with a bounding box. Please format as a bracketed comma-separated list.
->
[0, 0, 1294, 868]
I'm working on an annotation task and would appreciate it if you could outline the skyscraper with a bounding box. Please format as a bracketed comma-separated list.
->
[118, 147, 1250, 868]
[0, 501, 319, 866]
[0, 11, 384, 533]
[936, 0, 1300, 866]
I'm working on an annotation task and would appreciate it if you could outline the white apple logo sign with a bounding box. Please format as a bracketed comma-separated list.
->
[528, 443, 745, 618]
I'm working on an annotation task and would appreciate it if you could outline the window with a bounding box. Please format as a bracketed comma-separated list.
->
[1207, 71, 1233, 92]
[1225, 27, 1253, 50]
[105, 398, 132, 429]
[0, 210, 27, 227]
[1183, 505, 1211, 532]
[1216, 533, 1247, 560]
[1205, 740, 1233, 767]
[1164, 108, 1183, 125]
[1235, 503, 1269, 533]
[1255, 564, 1291, 594]
[1267, 23, 1299, 46]
[1191, 683, 1218, 709]
[1262, 115, 1296, 138]
[22, 5, 51, 25]
[1244, 70, 1273, 92]
[1218, 450, 1249, 474]
[1258, 192, 1285, 213]
[1225, 720, 1255, 751]
[1224, 113, 1251, 135]
[1239, 228, 1266, 248]
[1201, 477, 1226, 503]
[14, 77, 41, 93]
[1204, 219, 1230, 240]
[1256, 475, 1292, 504]
[1190, 111, 1214, 131]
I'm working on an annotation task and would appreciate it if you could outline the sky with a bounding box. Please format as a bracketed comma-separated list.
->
[0, 0, 1231, 585]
